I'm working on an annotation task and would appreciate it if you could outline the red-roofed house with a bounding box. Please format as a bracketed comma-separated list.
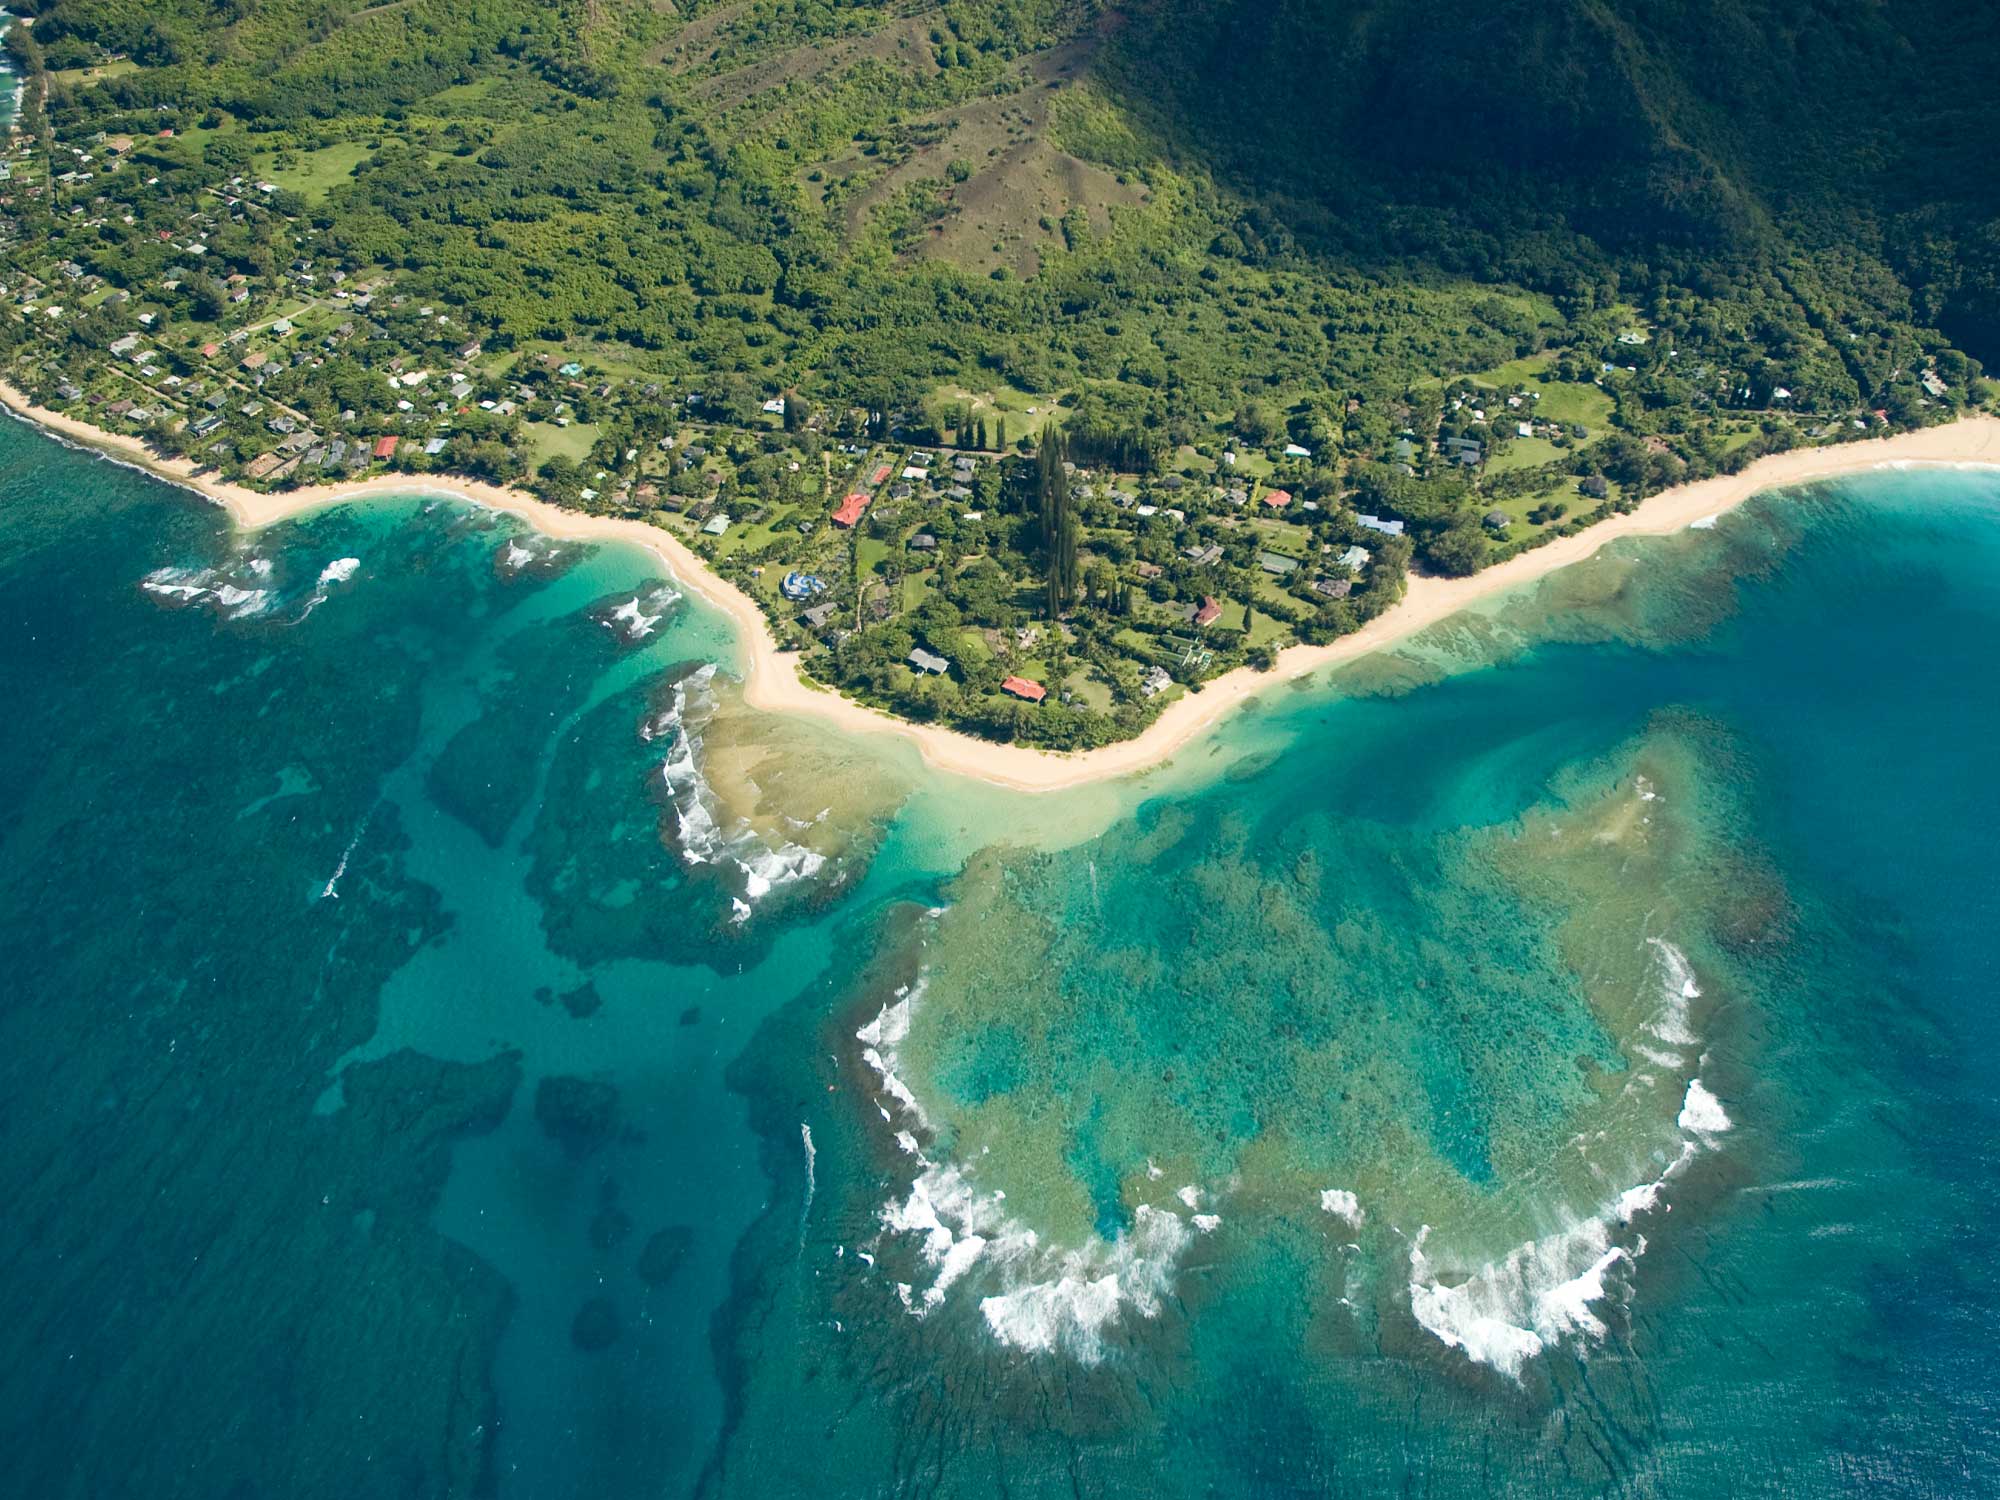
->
[373, 436, 399, 460]
[200, 342, 221, 359]
[1001, 676, 1047, 704]
[832, 492, 871, 528]
[1261, 488, 1292, 510]
[869, 464, 892, 487]
[1193, 596, 1222, 628]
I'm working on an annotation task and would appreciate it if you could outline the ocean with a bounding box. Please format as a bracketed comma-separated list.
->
[1, 412, 1996, 1498]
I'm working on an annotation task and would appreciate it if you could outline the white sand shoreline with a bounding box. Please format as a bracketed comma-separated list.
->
[6, 377, 1998, 792]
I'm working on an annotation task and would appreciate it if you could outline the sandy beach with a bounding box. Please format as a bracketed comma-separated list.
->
[7, 377, 1999, 791]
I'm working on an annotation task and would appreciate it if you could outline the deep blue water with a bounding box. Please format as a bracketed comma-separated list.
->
[1, 414, 1997, 1497]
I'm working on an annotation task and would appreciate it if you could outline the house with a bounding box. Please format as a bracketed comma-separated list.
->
[801, 602, 837, 630]
[1920, 370, 1949, 397]
[424, 438, 447, 455]
[908, 648, 951, 676]
[832, 492, 871, 528]
[761, 398, 786, 415]
[1193, 596, 1222, 628]
[1579, 475, 1610, 500]
[1312, 577, 1353, 600]
[1261, 488, 1292, 510]
[1283, 443, 1311, 459]
[1183, 542, 1224, 566]
[243, 452, 285, 479]
[1259, 552, 1300, 575]
[372, 435, 399, 460]
[703, 514, 730, 535]
[1337, 545, 1370, 571]
[1001, 676, 1047, 704]
[1141, 665, 1173, 697]
[1483, 509, 1511, 531]
[1134, 560, 1165, 579]
[907, 533, 938, 553]
[241, 350, 268, 371]
[200, 342, 221, 359]
[1356, 513, 1405, 537]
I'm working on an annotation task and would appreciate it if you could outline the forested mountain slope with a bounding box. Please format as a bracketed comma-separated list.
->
[5, 0, 1998, 748]
[11, 0, 1997, 416]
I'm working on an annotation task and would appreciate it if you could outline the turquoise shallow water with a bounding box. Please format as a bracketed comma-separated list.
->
[1, 414, 1998, 1497]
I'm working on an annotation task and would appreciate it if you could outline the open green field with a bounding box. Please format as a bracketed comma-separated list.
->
[1468, 354, 1616, 430]
[522, 420, 599, 467]
[1487, 435, 1566, 475]
[51, 58, 139, 87]
[933, 381, 1068, 445]
[254, 142, 375, 201]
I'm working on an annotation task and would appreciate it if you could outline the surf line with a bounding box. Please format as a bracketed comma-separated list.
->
[799, 1122, 817, 1247]
[319, 800, 378, 901]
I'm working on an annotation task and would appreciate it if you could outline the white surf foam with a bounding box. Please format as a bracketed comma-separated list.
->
[650, 664, 828, 917]
[859, 972, 1199, 1362]
[1678, 1078, 1732, 1136]
[1408, 1059, 1735, 1381]
[1643, 937, 1702, 1047]
[1320, 1188, 1364, 1225]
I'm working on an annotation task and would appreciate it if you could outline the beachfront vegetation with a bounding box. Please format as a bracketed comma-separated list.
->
[1, 0, 1995, 745]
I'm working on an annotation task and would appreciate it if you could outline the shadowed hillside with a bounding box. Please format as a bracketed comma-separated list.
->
[1099, 0, 2000, 353]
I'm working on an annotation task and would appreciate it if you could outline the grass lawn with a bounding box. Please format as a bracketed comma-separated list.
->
[1466, 353, 1616, 430]
[521, 420, 598, 468]
[1248, 516, 1310, 555]
[1487, 485, 1577, 534]
[933, 380, 1066, 446]
[1487, 435, 1566, 475]
[855, 535, 890, 578]
[1065, 673, 1115, 712]
[52, 58, 141, 87]
[1246, 609, 1290, 648]
[254, 141, 375, 201]
[1253, 575, 1301, 612]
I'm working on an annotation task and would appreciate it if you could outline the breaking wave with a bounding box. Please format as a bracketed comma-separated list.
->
[855, 978, 1203, 1364]
[597, 583, 682, 644]
[1407, 939, 1733, 1382]
[647, 665, 827, 920]
[141, 563, 274, 619]
[292, 557, 360, 624]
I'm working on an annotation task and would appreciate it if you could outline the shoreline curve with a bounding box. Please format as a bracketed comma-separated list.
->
[6, 377, 1998, 793]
